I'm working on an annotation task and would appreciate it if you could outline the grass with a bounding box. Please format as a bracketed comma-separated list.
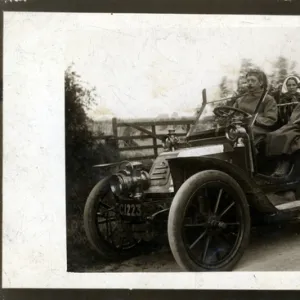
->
[66, 176, 105, 272]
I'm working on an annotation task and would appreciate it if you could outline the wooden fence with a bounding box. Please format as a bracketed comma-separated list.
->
[99, 117, 195, 161]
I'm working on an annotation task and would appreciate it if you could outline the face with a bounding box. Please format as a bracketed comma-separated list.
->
[238, 78, 248, 93]
[246, 75, 262, 92]
[286, 78, 298, 94]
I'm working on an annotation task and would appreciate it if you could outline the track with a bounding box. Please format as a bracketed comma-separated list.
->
[82, 223, 300, 272]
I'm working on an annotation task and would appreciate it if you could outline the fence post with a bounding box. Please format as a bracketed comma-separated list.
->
[112, 117, 118, 138]
[151, 125, 158, 157]
[186, 124, 191, 133]
[112, 117, 119, 151]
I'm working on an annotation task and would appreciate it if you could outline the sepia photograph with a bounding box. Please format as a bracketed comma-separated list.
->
[3, 11, 300, 290]
[64, 16, 300, 273]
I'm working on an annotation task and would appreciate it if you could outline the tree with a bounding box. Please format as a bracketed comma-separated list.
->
[65, 65, 96, 184]
[270, 56, 288, 87]
[269, 56, 298, 87]
[238, 58, 256, 79]
[65, 65, 118, 200]
[219, 76, 231, 98]
[237, 58, 260, 82]
[65, 65, 120, 271]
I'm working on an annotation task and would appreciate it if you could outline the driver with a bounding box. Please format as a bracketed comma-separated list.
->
[233, 69, 278, 148]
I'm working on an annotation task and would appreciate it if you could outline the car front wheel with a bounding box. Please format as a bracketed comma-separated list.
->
[83, 177, 143, 261]
[167, 170, 251, 271]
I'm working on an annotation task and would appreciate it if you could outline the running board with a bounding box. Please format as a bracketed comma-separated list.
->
[276, 200, 300, 211]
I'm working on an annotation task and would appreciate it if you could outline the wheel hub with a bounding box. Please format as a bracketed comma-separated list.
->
[207, 216, 227, 229]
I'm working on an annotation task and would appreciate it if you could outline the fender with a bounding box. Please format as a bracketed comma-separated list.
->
[166, 156, 277, 214]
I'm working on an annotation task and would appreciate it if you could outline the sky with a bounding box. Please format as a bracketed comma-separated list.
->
[65, 14, 300, 120]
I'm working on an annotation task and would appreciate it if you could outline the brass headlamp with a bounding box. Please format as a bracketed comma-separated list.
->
[109, 161, 150, 198]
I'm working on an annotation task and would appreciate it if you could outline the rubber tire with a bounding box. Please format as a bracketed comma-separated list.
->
[167, 170, 251, 271]
[83, 177, 143, 261]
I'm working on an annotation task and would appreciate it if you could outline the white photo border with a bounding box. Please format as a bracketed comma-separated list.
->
[3, 11, 300, 289]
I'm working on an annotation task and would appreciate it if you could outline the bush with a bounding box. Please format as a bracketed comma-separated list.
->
[65, 65, 119, 271]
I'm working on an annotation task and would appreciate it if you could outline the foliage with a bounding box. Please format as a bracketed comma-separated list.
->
[65, 65, 120, 184]
[65, 65, 98, 182]
[65, 65, 120, 270]
[269, 56, 298, 87]
[238, 59, 259, 81]
[219, 76, 231, 98]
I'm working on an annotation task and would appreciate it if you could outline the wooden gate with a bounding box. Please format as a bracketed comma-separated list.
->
[101, 117, 195, 161]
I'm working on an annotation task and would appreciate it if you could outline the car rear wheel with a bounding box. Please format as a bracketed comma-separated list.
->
[167, 170, 251, 271]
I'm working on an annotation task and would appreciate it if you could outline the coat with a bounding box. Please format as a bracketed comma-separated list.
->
[234, 89, 278, 145]
[278, 92, 300, 125]
[266, 100, 300, 157]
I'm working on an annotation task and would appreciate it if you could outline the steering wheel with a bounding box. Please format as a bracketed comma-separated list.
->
[213, 106, 252, 119]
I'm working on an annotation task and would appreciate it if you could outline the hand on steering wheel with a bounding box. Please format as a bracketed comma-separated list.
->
[213, 106, 252, 120]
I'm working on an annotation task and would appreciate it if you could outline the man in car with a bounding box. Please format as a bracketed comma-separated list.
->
[234, 69, 278, 148]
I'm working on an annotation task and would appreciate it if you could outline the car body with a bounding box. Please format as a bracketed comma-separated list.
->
[83, 87, 300, 271]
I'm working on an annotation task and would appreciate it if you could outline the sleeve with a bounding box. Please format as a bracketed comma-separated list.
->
[279, 93, 290, 105]
[255, 95, 278, 127]
[227, 92, 238, 106]
[291, 104, 300, 124]
[233, 96, 241, 108]
[279, 94, 296, 123]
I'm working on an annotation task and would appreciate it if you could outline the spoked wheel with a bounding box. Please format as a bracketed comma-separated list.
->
[168, 170, 251, 271]
[83, 177, 143, 261]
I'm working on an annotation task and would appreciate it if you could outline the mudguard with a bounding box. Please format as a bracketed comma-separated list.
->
[167, 156, 277, 214]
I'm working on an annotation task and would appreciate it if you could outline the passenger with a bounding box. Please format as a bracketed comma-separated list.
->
[278, 75, 300, 125]
[265, 75, 300, 177]
[234, 69, 278, 147]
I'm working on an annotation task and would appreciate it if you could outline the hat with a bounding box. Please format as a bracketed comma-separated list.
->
[246, 69, 268, 88]
[281, 75, 300, 94]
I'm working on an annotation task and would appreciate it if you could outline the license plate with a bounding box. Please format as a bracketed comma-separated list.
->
[118, 203, 142, 217]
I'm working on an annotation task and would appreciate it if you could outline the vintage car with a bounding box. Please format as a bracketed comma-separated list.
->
[83, 87, 300, 271]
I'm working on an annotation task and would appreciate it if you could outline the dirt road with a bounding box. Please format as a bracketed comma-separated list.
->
[83, 223, 300, 272]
